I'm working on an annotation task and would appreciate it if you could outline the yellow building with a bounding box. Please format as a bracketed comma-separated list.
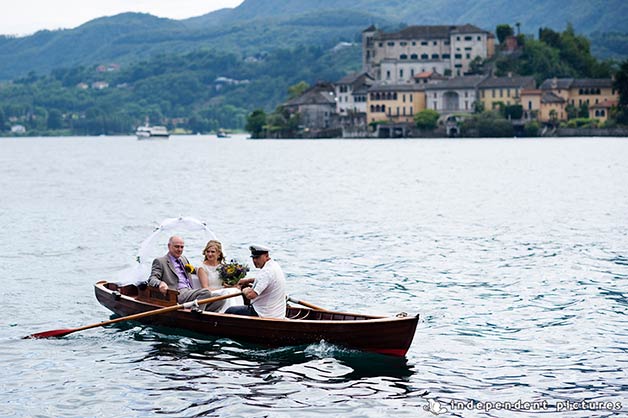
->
[478, 76, 536, 110]
[366, 83, 426, 124]
[536, 78, 618, 122]
[520, 89, 542, 120]
[589, 99, 617, 123]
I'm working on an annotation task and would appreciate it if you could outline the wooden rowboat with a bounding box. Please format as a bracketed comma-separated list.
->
[95, 281, 419, 357]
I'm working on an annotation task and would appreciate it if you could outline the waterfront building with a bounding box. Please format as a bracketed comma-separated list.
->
[423, 76, 486, 114]
[283, 82, 337, 134]
[588, 99, 617, 123]
[335, 72, 375, 116]
[366, 82, 426, 125]
[362, 24, 495, 80]
[477, 76, 536, 110]
[539, 78, 617, 108]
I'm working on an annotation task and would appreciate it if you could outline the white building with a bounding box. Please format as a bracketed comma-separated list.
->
[424, 76, 487, 113]
[334, 72, 374, 115]
[362, 24, 495, 81]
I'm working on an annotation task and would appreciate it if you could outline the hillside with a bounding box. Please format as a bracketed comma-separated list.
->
[0, 0, 626, 81]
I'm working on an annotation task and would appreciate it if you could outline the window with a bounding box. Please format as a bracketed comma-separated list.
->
[400, 54, 408, 60]
[379, 42, 383, 47]
[433, 41, 437, 45]
[410, 94, 413, 101]
[432, 54, 439, 59]
[421, 53, 429, 59]
[412, 41, 416, 46]
[477, 36, 481, 41]
[443, 53, 450, 59]
[386, 70, 391, 80]
[400, 41, 407, 46]
[466, 53, 471, 59]
[464, 36, 472, 41]
[456, 36, 461, 41]
[400, 69, 404, 78]
[403, 94, 406, 103]
[411, 54, 418, 59]
[455, 54, 462, 59]
[421, 41, 428, 46]
[465, 47, 472, 51]
[387, 41, 395, 46]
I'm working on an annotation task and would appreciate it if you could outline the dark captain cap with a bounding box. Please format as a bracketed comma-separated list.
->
[249, 244, 270, 257]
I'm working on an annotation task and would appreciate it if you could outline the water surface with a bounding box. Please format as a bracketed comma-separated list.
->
[1, 135, 626, 417]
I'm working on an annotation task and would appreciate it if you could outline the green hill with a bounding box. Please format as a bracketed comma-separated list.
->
[0, 0, 626, 81]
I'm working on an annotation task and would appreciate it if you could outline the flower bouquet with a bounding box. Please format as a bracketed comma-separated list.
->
[218, 260, 250, 286]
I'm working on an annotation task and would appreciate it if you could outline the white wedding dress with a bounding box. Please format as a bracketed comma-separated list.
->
[197, 264, 244, 313]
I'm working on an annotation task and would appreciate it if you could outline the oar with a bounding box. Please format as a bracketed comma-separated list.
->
[287, 296, 328, 311]
[24, 291, 243, 339]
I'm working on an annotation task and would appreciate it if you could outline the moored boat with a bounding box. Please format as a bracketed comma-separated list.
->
[95, 280, 419, 357]
[216, 128, 230, 138]
[136, 125, 169, 139]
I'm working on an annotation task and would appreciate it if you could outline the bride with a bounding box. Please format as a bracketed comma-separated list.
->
[197, 240, 244, 313]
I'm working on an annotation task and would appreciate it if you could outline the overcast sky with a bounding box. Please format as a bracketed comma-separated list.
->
[2, 0, 245, 36]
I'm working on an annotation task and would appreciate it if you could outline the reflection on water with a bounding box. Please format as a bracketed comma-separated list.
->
[1, 136, 627, 417]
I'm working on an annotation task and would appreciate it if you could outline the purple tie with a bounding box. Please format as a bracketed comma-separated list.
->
[176, 258, 191, 288]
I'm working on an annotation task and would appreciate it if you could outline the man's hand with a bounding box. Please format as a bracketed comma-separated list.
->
[158, 281, 169, 295]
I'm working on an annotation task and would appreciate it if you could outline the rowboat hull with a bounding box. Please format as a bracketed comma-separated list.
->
[95, 281, 419, 357]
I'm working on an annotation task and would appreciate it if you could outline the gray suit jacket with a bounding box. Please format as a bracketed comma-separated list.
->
[147, 254, 192, 290]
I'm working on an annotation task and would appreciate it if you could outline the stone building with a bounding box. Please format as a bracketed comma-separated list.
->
[362, 24, 495, 81]
[334, 72, 375, 116]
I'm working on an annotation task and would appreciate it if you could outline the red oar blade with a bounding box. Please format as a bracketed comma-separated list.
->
[23, 328, 77, 339]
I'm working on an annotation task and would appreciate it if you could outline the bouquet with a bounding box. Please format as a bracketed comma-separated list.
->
[218, 259, 250, 286]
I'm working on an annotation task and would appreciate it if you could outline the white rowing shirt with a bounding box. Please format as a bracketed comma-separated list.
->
[251, 259, 286, 318]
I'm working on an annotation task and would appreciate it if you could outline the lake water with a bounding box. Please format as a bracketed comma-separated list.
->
[0, 135, 626, 417]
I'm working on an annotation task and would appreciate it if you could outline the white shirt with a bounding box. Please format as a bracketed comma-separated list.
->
[251, 259, 286, 318]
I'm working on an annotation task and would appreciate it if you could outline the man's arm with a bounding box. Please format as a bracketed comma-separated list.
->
[147, 258, 169, 294]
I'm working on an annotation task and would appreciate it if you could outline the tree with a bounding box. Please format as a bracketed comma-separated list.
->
[288, 81, 310, 99]
[245, 109, 267, 138]
[47, 109, 64, 130]
[413, 109, 439, 130]
[496, 24, 514, 44]
[614, 59, 628, 108]
[0, 108, 6, 131]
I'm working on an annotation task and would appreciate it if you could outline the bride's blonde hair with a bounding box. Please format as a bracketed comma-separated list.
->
[202, 240, 225, 263]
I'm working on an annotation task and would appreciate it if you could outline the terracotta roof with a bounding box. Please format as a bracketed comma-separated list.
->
[590, 99, 618, 108]
[541, 91, 565, 104]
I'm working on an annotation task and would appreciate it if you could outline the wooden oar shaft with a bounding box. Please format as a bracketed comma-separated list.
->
[26, 291, 243, 339]
[287, 296, 327, 311]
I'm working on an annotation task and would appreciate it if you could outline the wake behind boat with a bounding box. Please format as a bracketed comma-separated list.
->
[94, 280, 419, 357]
[136, 125, 169, 140]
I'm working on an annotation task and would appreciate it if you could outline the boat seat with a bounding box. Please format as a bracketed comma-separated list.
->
[137, 286, 178, 306]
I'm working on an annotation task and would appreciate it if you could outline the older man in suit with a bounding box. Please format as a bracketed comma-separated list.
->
[147, 235, 225, 312]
